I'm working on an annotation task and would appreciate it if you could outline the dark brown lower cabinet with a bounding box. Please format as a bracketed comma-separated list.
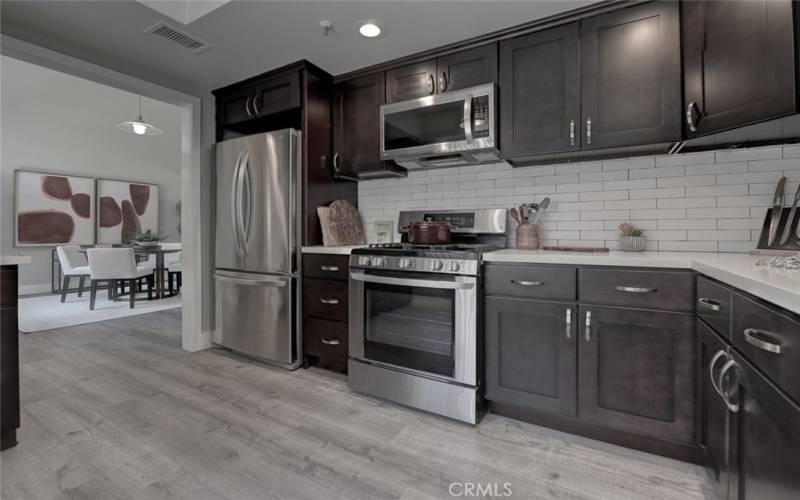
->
[485, 298, 577, 416]
[1, 265, 20, 450]
[697, 319, 730, 499]
[726, 351, 800, 500]
[578, 306, 697, 445]
[302, 254, 350, 374]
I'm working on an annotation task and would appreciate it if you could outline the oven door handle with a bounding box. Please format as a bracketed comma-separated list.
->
[349, 270, 474, 290]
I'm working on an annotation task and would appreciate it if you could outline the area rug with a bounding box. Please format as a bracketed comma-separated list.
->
[18, 291, 181, 333]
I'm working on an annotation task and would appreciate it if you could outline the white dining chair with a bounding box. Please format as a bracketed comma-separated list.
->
[161, 242, 182, 294]
[86, 248, 154, 310]
[55, 245, 90, 303]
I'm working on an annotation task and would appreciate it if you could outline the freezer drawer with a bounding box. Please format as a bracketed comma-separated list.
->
[213, 270, 295, 365]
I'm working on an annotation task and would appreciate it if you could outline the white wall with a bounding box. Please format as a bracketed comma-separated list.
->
[358, 144, 800, 252]
[1, 56, 183, 292]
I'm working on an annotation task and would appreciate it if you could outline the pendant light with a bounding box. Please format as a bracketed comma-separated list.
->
[115, 95, 162, 135]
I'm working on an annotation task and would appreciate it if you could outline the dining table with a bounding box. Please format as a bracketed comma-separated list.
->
[80, 245, 180, 300]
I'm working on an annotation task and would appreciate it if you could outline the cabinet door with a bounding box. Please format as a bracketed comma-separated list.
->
[385, 59, 437, 103]
[683, 0, 796, 137]
[578, 306, 696, 444]
[726, 352, 800, 500]
[580, 1, 681, 149]
[485, 297, 577, 417]
[333, 73, 385, 177]
[436, 43, 497, 93]
[499, 23, 580, 157]
[217, 85, 256, 126]
[697, 319, 730, 499]
[253, 69, 301, 117]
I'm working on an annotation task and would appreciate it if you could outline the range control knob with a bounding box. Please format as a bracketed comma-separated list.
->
[447, 261, 461, 273]
[432, 260, 444, 271]
[370, 256, 385, 267]
[358, 256, 371, 267]
[398, 258, 413, 269]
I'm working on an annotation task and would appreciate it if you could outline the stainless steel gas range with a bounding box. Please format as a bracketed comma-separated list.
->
[348, 209, 507, 424]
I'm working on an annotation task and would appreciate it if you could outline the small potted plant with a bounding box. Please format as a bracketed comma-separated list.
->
[618, 223, 646, 252]
[130, 229, 166, 248]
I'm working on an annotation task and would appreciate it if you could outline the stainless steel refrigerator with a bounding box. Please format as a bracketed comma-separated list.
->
[214, 129, 301, 368]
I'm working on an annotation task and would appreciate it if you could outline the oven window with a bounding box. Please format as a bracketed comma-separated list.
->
[384, 101, 467, 151]
[364, 282, 455, 377]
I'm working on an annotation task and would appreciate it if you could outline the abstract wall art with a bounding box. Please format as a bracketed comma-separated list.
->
[96, 179, 159, 244]
[15, 170, 95, 246]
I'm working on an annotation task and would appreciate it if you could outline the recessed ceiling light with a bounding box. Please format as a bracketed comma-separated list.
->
[354, 19, 385, 38]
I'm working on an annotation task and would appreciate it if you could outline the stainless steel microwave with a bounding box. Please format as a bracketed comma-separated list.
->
[380, 83, 499, 170]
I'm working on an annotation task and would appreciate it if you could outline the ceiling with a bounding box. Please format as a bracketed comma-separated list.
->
[1, 0, 594, 94]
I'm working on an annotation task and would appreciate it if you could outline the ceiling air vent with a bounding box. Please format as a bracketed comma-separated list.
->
[144, 21, 213, 54]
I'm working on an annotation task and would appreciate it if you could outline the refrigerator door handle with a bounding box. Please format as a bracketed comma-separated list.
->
[214, 271, 288, 287]
[230, 151, 245, 256]
[242, 153, 255, 254]
[234, 152, 249, 256]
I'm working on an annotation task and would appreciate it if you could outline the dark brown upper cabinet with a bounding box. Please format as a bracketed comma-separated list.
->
[334, 73, 404, 180]
[217, 84, 257, 126]
[682, 0, 797, 137]
[386, 59, 438, 103]
[252, 69, 301, 118]
[580, 1, 682, 149]
[436, 43, 498, 93]
[500, 23, 580, 157]
[386, 44, 498, 103]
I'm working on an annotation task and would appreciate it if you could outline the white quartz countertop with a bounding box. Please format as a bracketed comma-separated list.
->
[483, 249, 800, 315]
[302, 245, 367, 255]
[1, 255, 32, 266]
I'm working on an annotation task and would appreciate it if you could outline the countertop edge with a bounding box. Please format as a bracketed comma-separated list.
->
[301, 245, 366, 255]
[1, 256, 32, 266]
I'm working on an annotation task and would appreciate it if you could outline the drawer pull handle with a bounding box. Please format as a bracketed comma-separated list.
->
[698, 297, 723, 312]
[321, 338, 340, 346]
[743, 328, 782, 354]
[320, 265, 340, 272]
[512, 280, 544, 287]
[584, 310, 591, 342]
[615, 286, 658, 293]
[565, 308, 572, 340]
[320, 298, 340, 305]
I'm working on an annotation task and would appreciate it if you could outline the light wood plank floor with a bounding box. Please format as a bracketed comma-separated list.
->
[1, 310, 714, 500]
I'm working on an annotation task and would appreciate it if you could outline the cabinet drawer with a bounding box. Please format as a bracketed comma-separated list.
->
[485, 265, 576, 300]
[303, 254, 349, 280]
[303, 279, 348, 322]
[303, 317, 348, 373]
[696, 277, 732, 339]
[731, 292, 800, 404]
[579, 268, 694, 312]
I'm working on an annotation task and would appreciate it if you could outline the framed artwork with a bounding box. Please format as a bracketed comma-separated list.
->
[14, 170, 95, 246]
[372, 220, 394, 244]
[96, 179, 159, 244]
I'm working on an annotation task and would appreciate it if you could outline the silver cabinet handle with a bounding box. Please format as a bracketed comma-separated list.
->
[320, 298, 340, 305]
[252, 94, 260, 115]
[615, 286, 658, 293]
[245, 97, 253, 117]
[463, 94, 474, 143]
[428, 73, 435, 94]
[586, 117, 592, 145]
[686, 101, 699, 133]
[439, 72, 448, 92]
[511, 280, 544, 287]
[569, 119, 575, 146]
[332, 152, 341, 174]
[320, 265, 340, 272]
[718, 359, 740, 413]
[321, 338, 340, 346]
[584, 310, 592, 342]
[709, 350, 728, 398]
[743, 328, 782, 354]
[698, 297, 723, 312]
[565, 308, 572, 340]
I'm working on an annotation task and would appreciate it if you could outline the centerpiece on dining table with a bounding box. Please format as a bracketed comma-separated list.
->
[129, 229, 166, 248]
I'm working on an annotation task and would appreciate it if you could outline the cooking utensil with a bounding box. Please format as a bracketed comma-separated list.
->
[768, 177, 786, 247]
[405, 221, 452, 245]
[530, 197, 550, 224]
[780, 184, 800, 244]
[510, 207, 523, 226]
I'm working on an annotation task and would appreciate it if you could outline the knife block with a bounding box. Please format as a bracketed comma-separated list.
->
[755, 207, 800, 254]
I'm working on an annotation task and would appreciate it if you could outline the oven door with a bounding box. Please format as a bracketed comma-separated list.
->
[380, 83, 495, 161]
[349, 269, 477, 386]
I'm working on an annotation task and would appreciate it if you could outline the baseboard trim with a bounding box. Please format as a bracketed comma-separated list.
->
[19, 283, 53, 296]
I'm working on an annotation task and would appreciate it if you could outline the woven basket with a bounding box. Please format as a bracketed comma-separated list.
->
[619, 235, 647, 252]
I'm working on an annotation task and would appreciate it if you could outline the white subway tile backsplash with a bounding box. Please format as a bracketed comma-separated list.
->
[358, 145, 787, 252]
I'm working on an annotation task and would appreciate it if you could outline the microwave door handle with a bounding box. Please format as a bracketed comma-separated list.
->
[463, 94, 474, 143]
[350, 270, 474, 290]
